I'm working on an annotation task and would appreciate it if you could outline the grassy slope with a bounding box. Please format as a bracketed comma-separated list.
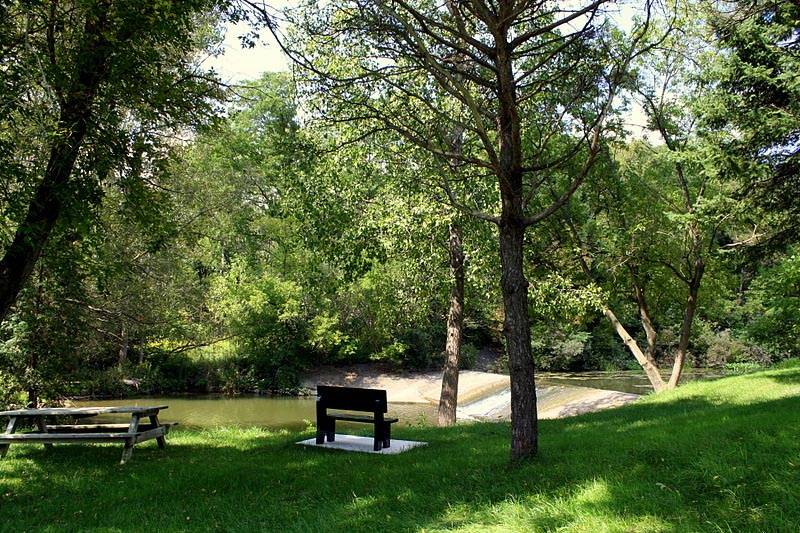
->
[1, 363, 799, 532]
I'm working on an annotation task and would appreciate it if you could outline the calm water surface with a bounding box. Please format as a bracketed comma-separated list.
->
[75, 368, 726, 428]
[538, 368, 727, 394]
[76, 396, 436, 429]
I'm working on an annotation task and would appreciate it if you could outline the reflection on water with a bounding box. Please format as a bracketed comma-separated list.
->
[74, 369, 726, 427]
[538, 368, 727, 394]
[74, 396, 436, 429]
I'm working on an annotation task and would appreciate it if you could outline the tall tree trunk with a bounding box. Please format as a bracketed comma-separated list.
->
[118, 326, 129, 367]
[495, 28, 537, 460]
[438, 222, 465, 426]
[27, 380, 38, 409]
[499, 219, 537, 459]
[0, 5, 111, 323]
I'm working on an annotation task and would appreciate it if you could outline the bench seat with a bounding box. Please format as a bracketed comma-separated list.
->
[0, 424, 174, 445]
[328, 413, 399, 424]
[45, 422, 177, 433]
[0, 432, 133, 442]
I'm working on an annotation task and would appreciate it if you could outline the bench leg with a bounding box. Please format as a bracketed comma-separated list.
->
[316, 416, 334, 444]
[149, 415, 166, 449]
[315, 400, 326, 444]
[373, 422, 383, 451]
[326, 417, 335, 442]
[36, 418, 53, 450]
[383, 422, 391, 449]
[0, 417, 18, 459]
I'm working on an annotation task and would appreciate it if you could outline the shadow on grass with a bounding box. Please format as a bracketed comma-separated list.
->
[1, 388, 799, 531]
[550, 390, 638, 418]
[764, 366, 800, 384]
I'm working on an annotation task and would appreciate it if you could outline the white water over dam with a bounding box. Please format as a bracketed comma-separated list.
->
[308, 367, 641, 422]
[456, 385, 640, 422]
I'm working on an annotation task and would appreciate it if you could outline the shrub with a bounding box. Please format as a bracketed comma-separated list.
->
[699, 329, 771, 368]
[459, 343, 478, 370]
[0, 370, 25, 410]
[724, 361, 762, 374]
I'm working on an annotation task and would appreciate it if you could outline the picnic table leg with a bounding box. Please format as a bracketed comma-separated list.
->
[120, 414, 140, 465]
[120, 438, 135, 465]
[35, 417, 53, 450]
[0, 417, 18, 459]
[149, 415, 166, 449]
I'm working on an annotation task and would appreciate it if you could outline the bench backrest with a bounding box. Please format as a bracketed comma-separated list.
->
[316, 385, 388, 413]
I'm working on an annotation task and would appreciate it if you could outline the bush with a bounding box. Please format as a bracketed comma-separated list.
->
[0, 370, 25, 410]
[699, 329, 771, 368]
[533, 329, 591, 371]
[724, 361, 762, 374]
[459, 343, 478, 370]
[399, 327, 442, 370]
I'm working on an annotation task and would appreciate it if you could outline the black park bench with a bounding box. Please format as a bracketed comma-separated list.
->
[315, 385, 398, 451]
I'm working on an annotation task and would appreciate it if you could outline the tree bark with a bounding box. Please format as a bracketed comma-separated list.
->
[631, 274, 657, 357]
[500, 219, 538, 459]
[0, 4, 111, 323]
[603, 307, 666, 391]
[438, 221, 465, 426]
[668, 260, 704, 388]
[118, 327, 129, 367]
[26, 383, 38, 409]
[495, 24, 538, 460]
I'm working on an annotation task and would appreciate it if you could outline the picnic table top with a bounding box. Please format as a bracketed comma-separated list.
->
[0, 405, 168, 417]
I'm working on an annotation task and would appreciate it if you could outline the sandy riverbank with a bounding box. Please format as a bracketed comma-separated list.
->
[303, 365, 640, 421]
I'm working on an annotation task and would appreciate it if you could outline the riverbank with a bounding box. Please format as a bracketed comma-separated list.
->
[2, 362, 798, 531]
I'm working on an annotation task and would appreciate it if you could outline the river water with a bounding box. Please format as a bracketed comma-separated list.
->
[75, 368, 726, 429]
[76, 395, 432, 429]
[538, 368, 728, 394]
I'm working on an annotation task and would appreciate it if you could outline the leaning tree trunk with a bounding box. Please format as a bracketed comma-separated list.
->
[438, 222, 466, 426]
[566, 220, 666, 392]
[0, 7, 111, 323]
[603, 307, 666, 391]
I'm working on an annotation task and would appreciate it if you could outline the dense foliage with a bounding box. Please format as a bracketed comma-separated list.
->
[0, 0, 798, 409]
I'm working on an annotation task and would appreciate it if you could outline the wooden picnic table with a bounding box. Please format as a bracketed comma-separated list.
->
[0, 405, 173, 464]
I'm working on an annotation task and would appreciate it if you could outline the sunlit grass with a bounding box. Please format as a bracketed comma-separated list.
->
[1, 363, 799, 531]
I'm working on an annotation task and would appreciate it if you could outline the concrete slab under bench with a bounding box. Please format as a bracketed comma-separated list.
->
[297, 434, 427, 454]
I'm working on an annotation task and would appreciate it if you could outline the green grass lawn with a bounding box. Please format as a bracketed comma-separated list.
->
[2, 363, 800, 532]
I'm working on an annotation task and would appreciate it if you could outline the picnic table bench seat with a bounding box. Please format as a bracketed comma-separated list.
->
[0, 405, 173, 464]
[315, 385, 398, 451]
